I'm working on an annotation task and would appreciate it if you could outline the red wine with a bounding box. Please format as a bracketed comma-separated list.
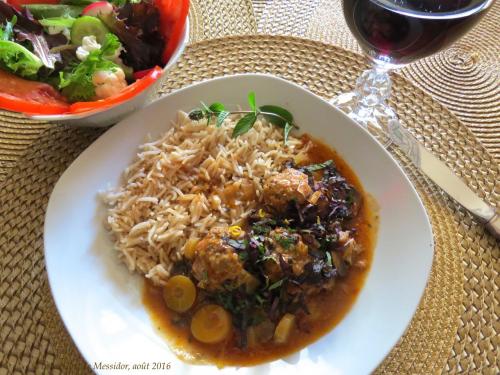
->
[343, 0, 494, 66]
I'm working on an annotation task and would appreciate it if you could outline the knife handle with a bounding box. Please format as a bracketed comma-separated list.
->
[485, 211, 500, 240]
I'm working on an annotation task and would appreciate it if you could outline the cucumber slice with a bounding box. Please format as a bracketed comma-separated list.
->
[70, 16, 109, 45]
[23, 4, 84, 19]
[39, 17, 76, 29]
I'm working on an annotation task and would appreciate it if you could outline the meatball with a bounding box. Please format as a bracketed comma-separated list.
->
[191, 227, 252, 291]
[263, 168, 313, 212]
[264, 228, 311, 280]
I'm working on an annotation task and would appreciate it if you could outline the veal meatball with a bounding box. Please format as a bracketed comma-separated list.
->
[191, 227, 252, 291]
[263, 168, 313, 212]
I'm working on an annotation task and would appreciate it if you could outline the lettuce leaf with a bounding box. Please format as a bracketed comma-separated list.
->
[1, 2, 62, 70]
[0, 40, 43, 77]
[58, 33, 121, 102]
[16, 31, 60, 69]
[99, 2, 164, 71]
[0, 14, 43, 77]
[0, 15, 16, 41]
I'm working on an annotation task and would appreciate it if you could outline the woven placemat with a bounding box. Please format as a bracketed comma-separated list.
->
[0, 0, 257, 182]
[1, 35, 498, 374]
[256, 0, 500, 161]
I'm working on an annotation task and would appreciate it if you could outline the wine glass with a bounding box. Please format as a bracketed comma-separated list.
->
[332, 0, 495, 147]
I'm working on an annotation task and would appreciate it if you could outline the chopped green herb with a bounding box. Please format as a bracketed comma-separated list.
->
[259, 254, 276, 264]
[275, 234, 296, 249]
[269, 278, 286, 291]
[257, 244, 266, 255]
[255, 294, 265, 305]
[304, 160, 334, 173]
[253, 224, 271, 235]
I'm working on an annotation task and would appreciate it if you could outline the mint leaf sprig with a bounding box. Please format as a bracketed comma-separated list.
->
[188, 92, 299, 144]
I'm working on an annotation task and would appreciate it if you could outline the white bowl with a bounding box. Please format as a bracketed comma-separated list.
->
[27, 19, 189, 127]
[44, 74, 434, 375]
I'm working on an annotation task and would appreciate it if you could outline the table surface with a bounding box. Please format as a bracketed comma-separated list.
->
[0, 0, 497, 180]
[253, 0, 500, 161]
[0, 1, 498, 375]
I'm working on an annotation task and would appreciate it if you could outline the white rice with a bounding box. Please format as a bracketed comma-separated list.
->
[102, 111, 307, 285]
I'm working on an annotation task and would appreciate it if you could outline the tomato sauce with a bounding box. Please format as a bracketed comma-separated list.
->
[142, 135, 379, 366]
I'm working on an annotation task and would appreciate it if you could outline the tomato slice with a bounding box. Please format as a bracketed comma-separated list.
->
[133, 68, 154, 80]
[69, 66, 162, 113]
[155, 0, 189, 64]
[0, 69, 69, 115]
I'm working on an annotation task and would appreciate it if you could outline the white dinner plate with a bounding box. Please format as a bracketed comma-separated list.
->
[44, 74, 434, 375]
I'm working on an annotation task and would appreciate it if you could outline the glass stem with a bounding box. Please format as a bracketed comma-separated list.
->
[330, 64, 403, 148]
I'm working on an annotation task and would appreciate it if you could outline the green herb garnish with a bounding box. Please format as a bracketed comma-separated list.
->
[233, 112, 258, 138]
[188, 92, 299, 144]
[268, 278, 286, 291]
[259, 105, 293, 127]
[248, 91, 257, 114]
[255, 294, 265, 305]
[274, 234, 296, 250]
[303, 160, 334, 173]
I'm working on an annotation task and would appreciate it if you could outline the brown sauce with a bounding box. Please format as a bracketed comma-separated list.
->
[143, 134, 379, 366]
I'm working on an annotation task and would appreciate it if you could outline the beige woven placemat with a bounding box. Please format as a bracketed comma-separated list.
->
[1, 35, 498, 374]
[256, 0, 500, 162]
[0, 0, 257, 182]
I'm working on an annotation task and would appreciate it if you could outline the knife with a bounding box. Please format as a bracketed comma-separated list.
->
[386, 121, 499, 239]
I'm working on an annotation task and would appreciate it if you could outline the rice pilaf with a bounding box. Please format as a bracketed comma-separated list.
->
[103, 111, 306, 285]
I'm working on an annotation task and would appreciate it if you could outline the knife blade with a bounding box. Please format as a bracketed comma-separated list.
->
[387, 122, 499, 239]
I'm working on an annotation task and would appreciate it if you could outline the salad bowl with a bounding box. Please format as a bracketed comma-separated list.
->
[32, 20, 188, 127]
[0, 0, 189, 127]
